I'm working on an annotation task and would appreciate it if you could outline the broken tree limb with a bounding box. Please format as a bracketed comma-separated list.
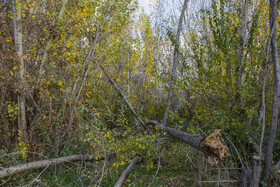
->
[114, 156, 140, 187]
[145, 121, 230, 167]
[99, 64, 139, 122]
[146, 120, 203, 149]
[0, 154, 108, 178]
[99, 64, 153, 134]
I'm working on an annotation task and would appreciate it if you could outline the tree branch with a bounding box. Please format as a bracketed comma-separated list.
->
[145, 121, 230, 167]
[0, 154, 110, 178]
[114, 156, 140, 187]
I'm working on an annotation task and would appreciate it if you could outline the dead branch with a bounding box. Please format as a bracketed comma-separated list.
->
[99, 63, 139, 122]
[0, 154, 109, 178]
[114, 156, 140, 187]
[145, 121, 230, 167]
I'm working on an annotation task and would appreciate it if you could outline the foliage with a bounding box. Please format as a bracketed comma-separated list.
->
[0, 0, 280, 185]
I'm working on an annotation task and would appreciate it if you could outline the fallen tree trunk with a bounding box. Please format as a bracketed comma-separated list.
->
[146, 120, 203, 149]
[145, 121, 230, 167]
[114, 156, 140, 187]
[0, 154, 108, 178]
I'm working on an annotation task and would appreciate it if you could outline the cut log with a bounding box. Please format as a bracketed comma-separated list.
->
[145, 121, 230, 167]
[0, 154, 108, 178]
[250, 156, 261, 187]
[114, 156, 140, 187]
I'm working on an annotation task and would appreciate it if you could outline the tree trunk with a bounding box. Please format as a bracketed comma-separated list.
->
[241, 167, 250, 187]
[235, 0, 248, 102]
[145, 121, 230, 167]
[196, 152, 202, 187]
[13, 0, 27, 143]
[114, 156, 140, 187]
[162, 0, 189, 126]
[262, 0, 280, 183]
[0, 154, 109, 178]
[250, 156, 261, 187]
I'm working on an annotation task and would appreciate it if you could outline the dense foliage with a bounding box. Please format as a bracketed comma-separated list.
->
[0, 0, 279, 185]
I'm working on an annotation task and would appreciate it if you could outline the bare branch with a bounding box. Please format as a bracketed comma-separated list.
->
[0, 154, 109, 178]
[114, 156, 140, 187]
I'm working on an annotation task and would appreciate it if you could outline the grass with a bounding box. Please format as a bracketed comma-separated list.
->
[0, 142, 242, 186]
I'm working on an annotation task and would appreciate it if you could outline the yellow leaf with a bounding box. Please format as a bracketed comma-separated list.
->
[13, 66, 17, 70]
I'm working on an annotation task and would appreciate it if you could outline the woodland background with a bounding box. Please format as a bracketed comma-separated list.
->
[0, 0, 280, 186]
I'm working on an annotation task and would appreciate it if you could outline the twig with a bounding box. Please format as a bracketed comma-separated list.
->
[198, 180, 241, 183]
[24, 165, 50, 187]
[149, 155, 161, 187]
[225, 136, 244, 168]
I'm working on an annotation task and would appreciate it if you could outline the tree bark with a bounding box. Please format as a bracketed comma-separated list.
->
[196, 152, 202, 187]
[162, 0, 189, 126]
[114, 156, 140, 187]
[250, 156, 261, 187]
[241, 167, 250, 187]
[13, 0, 27, 143]
[262, 0, 280, 183]
[235, 0, 248, 102]
[236, 0, 248, 99]
[146, 120, 203, 149]
[0, 154, 108, 178]
[145, 121, 230, 167]
[258, 21, 273, 158]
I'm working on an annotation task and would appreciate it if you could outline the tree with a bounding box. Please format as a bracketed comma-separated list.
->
[262, 0, 280, 183]
[12, 0, 27, 143]
[162, 0, 189, 126]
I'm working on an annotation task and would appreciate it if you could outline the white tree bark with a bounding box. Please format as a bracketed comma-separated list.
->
[235, 0, 248, 102]
[13, 0, 27, 142]
[162, 0, 189, 126]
